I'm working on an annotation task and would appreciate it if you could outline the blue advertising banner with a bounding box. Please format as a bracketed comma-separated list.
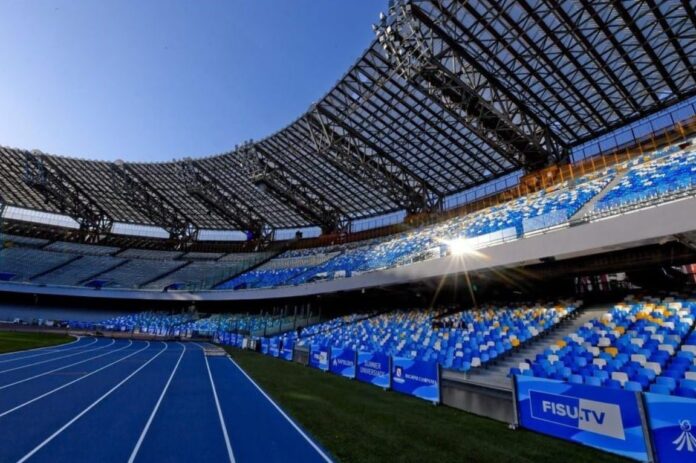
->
[260, 338, 269, 355]
[309, 345, 330, 371]
[644, 392, 696, 463]
[356, 351, 390, 389]
[281, 341, 294, 361]
[391, 357, 439, 403]
[515, 376, 648, 461]
[329, 347, 355, 379]
[269, 339, 280, 358]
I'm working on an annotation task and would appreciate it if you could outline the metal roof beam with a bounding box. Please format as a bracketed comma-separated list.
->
[109, 163, 198, 248]
[236, 142, 350, 234]
[178, 159, 270, 238]
[22, 151, 112, 243]
[378, 2, 566, 171]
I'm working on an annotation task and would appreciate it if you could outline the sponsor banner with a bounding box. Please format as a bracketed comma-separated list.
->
[260, 338, 269, 355]
[356, 351, 390, 389]
[309, 345, 330, 371]
[269, 339, 280, 358]
[329, 347, 356, 379]
[644, 392, 696, 463]
[281, 341, 294, 361]
[516, 376, 648, 461]
[391, 357, 439, 403]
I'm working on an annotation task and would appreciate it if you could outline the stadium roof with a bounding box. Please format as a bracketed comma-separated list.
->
[1, 0, 694, 243]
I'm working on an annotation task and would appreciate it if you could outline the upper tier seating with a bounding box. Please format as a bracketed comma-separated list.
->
[44, 241, 120, 256]
[32, 255, 126, 286]
[519, 296, 696, 396]
[141, 260, 259, 290]
[219, 169, 615, 290]
[595, 145, 696, 212]
[93, 259, 187, 288]
[0, 248, 75, 281]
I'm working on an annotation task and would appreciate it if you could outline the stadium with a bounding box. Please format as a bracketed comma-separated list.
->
[0, 1, 695, 462]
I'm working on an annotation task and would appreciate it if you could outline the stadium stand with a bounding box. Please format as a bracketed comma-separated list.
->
[0, 247, 76, 281]
[32, 255, 127, 286]
[284, 303, 577, 372]
[595, 146, 696, 213]
[518, 296, 696, 396]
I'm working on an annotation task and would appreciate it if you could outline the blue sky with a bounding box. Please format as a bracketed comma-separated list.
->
[0, 1, 386, 161]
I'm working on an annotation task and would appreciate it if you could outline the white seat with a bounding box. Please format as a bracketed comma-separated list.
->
[611, 371, 629, 386]
[548, 354, 559, 364]
[593, 358, 606, 369]
[685, 371, 696, 380]
[682, 345, 696, 354]
[471, 357, 481, 368]
[658, 344, 675, 355]
[644, 362, 661, 375]
[518, 362, 530, 371]
[630, 338, 644, 347]
[631, 354, 647, 366]
[598, 337, 611, 347]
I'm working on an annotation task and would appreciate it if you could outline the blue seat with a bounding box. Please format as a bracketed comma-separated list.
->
[676, 387, 696, 398]
[649, 384, 671, 395]
[568, 374, 583, 384]
[624, 381, 642, 392]
[656, 376, 677, 392]
[606, 379, 622, 389]
[585, 376, 602, 387]
[680, 379, 696, 391]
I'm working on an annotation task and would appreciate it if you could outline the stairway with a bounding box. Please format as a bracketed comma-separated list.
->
[570, 169, 629, 220]
[462, 305, 609, 390]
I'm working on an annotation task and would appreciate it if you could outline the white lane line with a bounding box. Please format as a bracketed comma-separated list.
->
[0, 337, 95, 365]
[205, 352, 236, 463]
[0, 336, 82, 360]
[228, 358, 333, 463]
[127, 342, 186, 463]
[16, 342, 169, 463]
[0, 339, 126, 391]
[0, 338, 101, 374]
[0, 341, 148, 419]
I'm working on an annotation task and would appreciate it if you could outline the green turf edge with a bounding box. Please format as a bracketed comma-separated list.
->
[0, 331, 75, 354]
[226, 348, 631, 463]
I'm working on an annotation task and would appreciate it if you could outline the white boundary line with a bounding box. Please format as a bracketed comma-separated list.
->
[0, 338, 100, 373]
[0, 339, 125, 391]
[228, 357, 333, 463]
[0, 340, 145, 418]
[127, 342, 186, 463]
[205, 352, 236, 463]
[17, 342, 169, 463]
[0, 337, 92, 365]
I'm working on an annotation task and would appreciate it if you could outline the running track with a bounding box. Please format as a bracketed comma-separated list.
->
[0, 337, 333, 462]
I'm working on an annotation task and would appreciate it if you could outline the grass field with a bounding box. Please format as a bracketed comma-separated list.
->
[0, 331, 74, 354]
[228, 349, 629, 463]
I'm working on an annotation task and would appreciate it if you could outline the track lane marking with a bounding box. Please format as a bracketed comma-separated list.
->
[127, 342, 186, 463]
[0, 338, 101, 374]
[16, 342, 169, 463]
[0, 341, 148, 419]
[0, 337, 97, 366]
[0, 339, 127, 391]
[228, 357, 333, 463]
[205, 350, 236, 463]
[0, 336, 82, 360]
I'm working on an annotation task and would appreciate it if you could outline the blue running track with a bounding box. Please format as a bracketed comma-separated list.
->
[0, 337, 333, 463]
